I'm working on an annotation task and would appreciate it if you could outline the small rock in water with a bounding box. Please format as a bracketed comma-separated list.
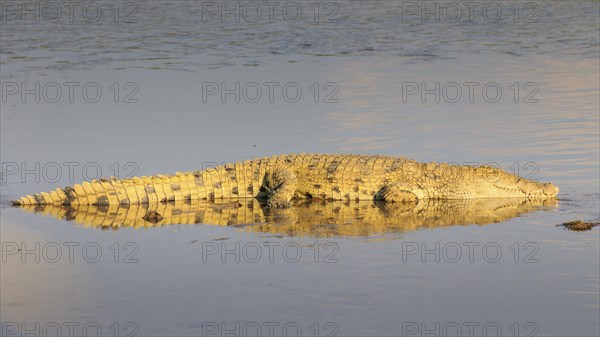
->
[557, 220, 599, 231]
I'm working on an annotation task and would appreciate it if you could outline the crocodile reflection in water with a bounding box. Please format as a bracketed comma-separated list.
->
[17, 198, 557, 237]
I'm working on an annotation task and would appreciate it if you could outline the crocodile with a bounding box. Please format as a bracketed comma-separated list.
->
[12, 153, 559, 208]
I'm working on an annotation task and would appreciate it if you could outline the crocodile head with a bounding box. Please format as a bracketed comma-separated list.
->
[465, 166, 559, 199]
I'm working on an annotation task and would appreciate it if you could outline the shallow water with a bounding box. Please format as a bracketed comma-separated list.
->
[1, 1, 599, 336]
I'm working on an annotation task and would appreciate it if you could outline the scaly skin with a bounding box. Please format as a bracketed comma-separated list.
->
[17, 198, 557, 236]
[12, 154, 559, 208]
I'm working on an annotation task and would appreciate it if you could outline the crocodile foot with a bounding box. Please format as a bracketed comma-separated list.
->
[267, 197, 292, 209]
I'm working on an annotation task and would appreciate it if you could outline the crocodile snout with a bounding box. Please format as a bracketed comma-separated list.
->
[515, 180, 559, 198]
[543, 183, 559, 197]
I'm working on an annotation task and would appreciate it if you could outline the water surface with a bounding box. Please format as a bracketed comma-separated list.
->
[1, 1, 599, 336]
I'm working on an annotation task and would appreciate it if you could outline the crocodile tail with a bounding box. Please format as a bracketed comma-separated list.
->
[12, 188, 69, 206]
[12, 172, 204, 206]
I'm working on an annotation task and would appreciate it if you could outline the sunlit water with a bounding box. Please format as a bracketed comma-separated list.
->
[1, 1, 599, 336]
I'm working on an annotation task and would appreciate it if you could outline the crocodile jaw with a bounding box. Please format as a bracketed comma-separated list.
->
[458, 165, 559, 199]
[517, 180, 559, 198]
[469, 177, 559, 199]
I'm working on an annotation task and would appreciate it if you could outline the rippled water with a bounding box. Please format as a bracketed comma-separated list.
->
[1, 1, 599, 336]
[2, 0, 599, 73]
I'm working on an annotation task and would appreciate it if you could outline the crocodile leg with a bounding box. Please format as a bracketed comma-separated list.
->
[376, 183, 424, 202]
[262, 166, 297, 208]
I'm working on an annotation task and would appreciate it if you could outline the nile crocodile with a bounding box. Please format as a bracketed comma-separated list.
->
[12, 154, 559, 208]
